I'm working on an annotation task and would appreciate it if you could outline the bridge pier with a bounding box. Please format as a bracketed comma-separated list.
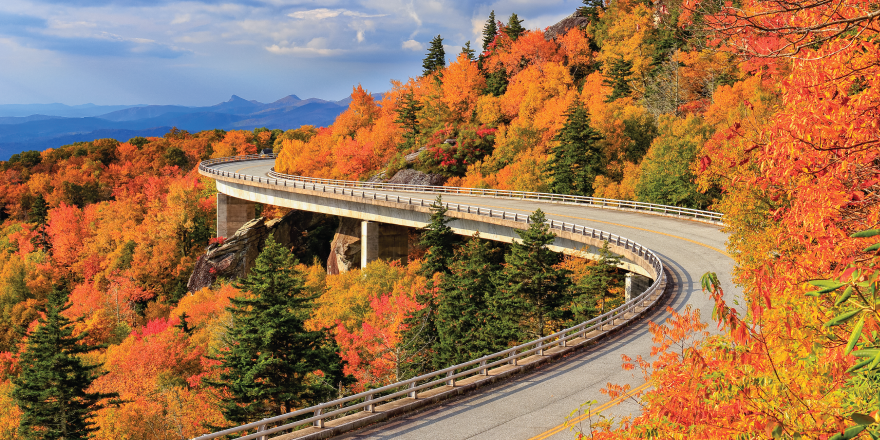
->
[625, 272, 653, 301]
[217, 193, 255, 238]
[361, 221, 409, 268]
[361, 221, 379, 267]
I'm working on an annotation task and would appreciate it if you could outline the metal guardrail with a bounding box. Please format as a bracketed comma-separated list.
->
[200, 154, 724, 224]
[193, 155, 668, 440]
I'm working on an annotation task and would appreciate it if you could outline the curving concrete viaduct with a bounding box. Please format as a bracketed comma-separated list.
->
[199, 157, 739, 440]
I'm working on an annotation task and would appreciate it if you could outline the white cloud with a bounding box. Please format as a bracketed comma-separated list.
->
[288, 9, 386, 20]
[401, 39, 423, 51]
[265, 43, 344, 56]
[356, 30, 364, 42]
[171, 14, 191, 25]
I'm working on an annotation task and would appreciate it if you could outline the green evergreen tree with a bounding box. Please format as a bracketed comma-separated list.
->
[505, 13, 526, 41]
[417, 195, 457, 280]
[570, 241, 622, 321]
[206, 236, 347, 424]
[436, 234, 501, 367]
[422, 35, 446, 77]
[461, 41, 476, 61]
[12, 286, 118, 440]
[393, 88, 423, 150]
[603, 57, 634, 102]
[482, 11, 498, 52]
[484, 69, 509, 97]
[546, 99, 605, 196]
[497, 210, 572, 338]
[402, 195, 458, 372]
[579, 0, 604, 23]
[29, 194, 48, 225]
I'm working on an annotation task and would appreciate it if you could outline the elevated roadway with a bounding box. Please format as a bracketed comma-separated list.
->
[199, 157, 739, 440]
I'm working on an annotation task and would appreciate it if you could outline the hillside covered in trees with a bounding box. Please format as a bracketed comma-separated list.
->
[0, 0, 879, 437]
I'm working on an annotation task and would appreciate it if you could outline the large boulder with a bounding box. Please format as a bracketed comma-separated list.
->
[387, 168, 446, 186]
[187, 210, 322, 292]
[544, 12, 591, 40]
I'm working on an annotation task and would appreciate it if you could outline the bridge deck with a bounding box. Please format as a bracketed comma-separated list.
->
[204, 159, 738, 440]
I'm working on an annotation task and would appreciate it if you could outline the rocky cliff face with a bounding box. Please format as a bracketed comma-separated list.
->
[544, 12, 591, 40]
[387, 168, 446, 186]
[326, 217, 362, 275]
[325, 168, 438, 275]
[187, 210, 324, 292]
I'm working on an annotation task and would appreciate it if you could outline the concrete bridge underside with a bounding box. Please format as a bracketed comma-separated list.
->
[215, 179, 654, 279]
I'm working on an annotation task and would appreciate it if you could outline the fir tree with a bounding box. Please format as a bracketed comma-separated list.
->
[402, 195, 457, 373]
[422, 35, 446, 77]
[206, 236, 347, 424]
[579, 0, 604, 23]
[482, 11, 498, 52]
[603, 57, 634, 102]
[497, 210, 572, 338]
[436, 234, 502, 367]
[546, 99, 605, 196]
[393, 88, 423, 150]
[461, 41, 476, 61]
[505, 13, 526, 41]
[484, 69, 509, 97]
[12, 286, 118, 440]
[29, 194, 48, 225]
[417, 195, 457, 280]
[570, 241, 622, 322]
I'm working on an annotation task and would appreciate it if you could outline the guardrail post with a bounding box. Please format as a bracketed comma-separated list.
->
[480, 360, 488, 375]
[447, 370, 455, 387]
[537, 341, 543, 356]
[365, 394, 374, 413]
[509, 350, 518, 366]
[257, 423, 267, 440]
[313, 408, 324, 428]
[409, 381, 418, 399]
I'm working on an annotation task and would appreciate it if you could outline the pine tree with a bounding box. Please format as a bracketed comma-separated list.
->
[505, 13, 526, 41]
[12, 286, 118, 440]
[482, 11, 498, 52]
[603, 57, 634, 102]
[484, 69, 509, 97]
[570, 241, 622, 321]
[417, 195, 457, 280]
[546, 99, 605, 196]
[207, 236, 347, 424]
[402, 195, 457, 373]
[393, 88, 423, 150]
[436, 234, 502, 367]
[461, 41, 476, 61]
[422, 35, 446, 77]
[579, 0, 604, 23]
[497, 210, 572, 338]
[29, 194, 48, 225]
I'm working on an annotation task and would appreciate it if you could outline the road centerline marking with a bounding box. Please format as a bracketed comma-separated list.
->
[529, 382, 651, 440]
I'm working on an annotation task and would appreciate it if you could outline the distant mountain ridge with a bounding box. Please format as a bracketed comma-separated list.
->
[0, 93, 383, 161]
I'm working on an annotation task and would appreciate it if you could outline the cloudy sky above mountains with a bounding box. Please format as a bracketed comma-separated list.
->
[0, 0, 581, 106]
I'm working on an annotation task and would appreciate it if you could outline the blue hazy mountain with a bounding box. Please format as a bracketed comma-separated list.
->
[0, 93, 382, 160]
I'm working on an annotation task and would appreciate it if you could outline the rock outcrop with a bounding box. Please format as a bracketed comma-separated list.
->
[326, 217, 362, 275]
[387, 168, 446, 186]
[544, 12, 591, 40]
[187, 210, 323, 292]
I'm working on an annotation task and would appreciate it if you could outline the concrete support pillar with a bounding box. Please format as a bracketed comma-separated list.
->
[379, 224, 409, 266]
[217, 193, 255, 238]
[625, 272, 653, 301]
[361, 221, 379, 268]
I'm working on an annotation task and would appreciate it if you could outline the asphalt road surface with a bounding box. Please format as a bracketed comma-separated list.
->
[210, 159, 739, 440]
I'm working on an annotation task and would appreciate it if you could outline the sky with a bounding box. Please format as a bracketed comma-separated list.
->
[0, 0, 583, 106]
